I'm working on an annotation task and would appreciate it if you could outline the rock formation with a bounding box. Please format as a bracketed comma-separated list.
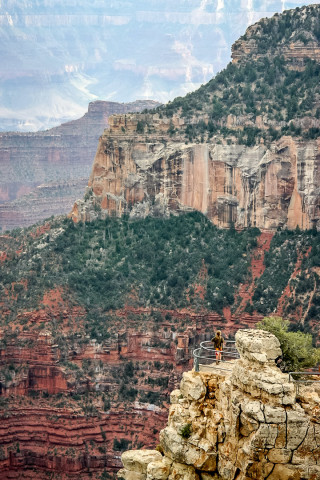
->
[71, 123, 320, 230]
[0, 286, 227, 478]
[72, 5, 320, 231]
[117, 329, 320, 480]
[0, 100, 160, 231]
[231, 6, 320, 68]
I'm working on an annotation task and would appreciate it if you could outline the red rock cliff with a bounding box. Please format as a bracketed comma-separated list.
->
[71, 5, 320, 231]
[71, 125, 320, 230]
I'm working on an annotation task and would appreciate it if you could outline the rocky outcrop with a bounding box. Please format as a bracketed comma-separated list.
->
[231, 4, 320, 69]
[71, 125, 320, 230]
[0, 405, 167, 480]
[117, 329, 320, 480]
[0, 100, 160, 231]
[71, 4, 320, 232]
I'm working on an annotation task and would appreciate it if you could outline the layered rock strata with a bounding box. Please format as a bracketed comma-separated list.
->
[0, 299, 226, 478]
[0, 100, 160, 231]
[72, 124, 320, 230]
[231, 5, 320, 68]
[117, 329, 320, 480]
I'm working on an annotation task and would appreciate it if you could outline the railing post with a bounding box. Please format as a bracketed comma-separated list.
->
[194, 356, 199, 372]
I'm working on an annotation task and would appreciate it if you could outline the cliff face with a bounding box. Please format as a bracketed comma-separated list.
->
[71, 120, 320, 230]
[117, 329, 320, 480]
[0, 319, 173, 478]
[72, 5, 320, 231]
[0, 100, 160, 231]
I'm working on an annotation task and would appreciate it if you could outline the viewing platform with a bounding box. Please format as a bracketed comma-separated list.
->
[193, 339, 240, 373]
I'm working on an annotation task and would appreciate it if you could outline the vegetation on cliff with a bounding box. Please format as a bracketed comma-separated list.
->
[2, 213, 320, 342]
[0, 212, 258, 324]
[142, 4, 320, 145]
[257, 316, 320, 371]
[250, 227, 320, 340]
[2, 5, 320, 477]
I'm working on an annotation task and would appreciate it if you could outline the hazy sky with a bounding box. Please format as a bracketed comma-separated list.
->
[0, 0, 317, 131]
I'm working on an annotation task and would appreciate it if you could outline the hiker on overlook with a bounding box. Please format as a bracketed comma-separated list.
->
[211, 330, 224, 364]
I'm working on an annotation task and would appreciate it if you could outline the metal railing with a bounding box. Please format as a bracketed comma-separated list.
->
[289, 371, 320, 383]
[193, 340, 240, 372]
[288, 371, 320, 394]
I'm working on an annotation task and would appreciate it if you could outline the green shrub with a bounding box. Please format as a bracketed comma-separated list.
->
[180, 423, 192, 439]
[113, 438, 131, 451]
[257, 316, 320, 372]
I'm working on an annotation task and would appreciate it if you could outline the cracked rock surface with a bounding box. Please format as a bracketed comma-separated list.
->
[117, 329, 320, 480]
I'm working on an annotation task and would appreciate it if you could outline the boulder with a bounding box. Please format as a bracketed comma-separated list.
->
[122, 450, 163, 474]
[118, 328, 320, 480]
[117, 468, 146, 480]
[264, 404, 286, 424]
[159, 426, 217, 472]
[180, 371, 206, 402]
[170, 390, 182, 405]
[168, 462, 199, 480]
[235, 329, 282, 364]
[267, 448, 292, 464]
[146, 459, 170, 480]
[267, 464, 302, 480]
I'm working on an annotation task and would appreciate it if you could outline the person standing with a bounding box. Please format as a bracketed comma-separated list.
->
[211, 330, 224, 364]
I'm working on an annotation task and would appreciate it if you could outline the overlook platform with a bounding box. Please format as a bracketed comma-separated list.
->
[193, 339, 239, 373]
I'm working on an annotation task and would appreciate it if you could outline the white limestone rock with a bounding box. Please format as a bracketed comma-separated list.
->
[180, 371, 206, 402]
[200, 474, 221, 480]
[241, 400, 265, 422]
[159, 426, 217, 472]
[231, 360, 296, 405]
[117, 328, 320, 480]
[170, 390, 182, 405]
[146, 459, 171, 480]
[235, 329, 282, 364]
[267, 448, 292, 464]
[122, 450, 163, 474]
[117, 468, 146, 480]
[168, 462, 199, 480]
[264, 404, 286, 423]
[267, 464, 302, 480]
[286, 406, 309, 450]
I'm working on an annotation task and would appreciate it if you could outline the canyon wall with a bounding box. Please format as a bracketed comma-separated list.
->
[0, 100, 160, 231]
[71, 5, 320, 232]
[71, 119, 320, 231]
[0, 293, 225, 479]
[117, 329, 320, 480]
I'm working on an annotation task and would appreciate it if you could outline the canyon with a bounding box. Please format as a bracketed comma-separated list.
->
[72, 5, 320, 232]
[1, 221, 318, 479]
[0, 296, 219, 479]
[0, 99, 160, 232]
[1, 4, 320, 480]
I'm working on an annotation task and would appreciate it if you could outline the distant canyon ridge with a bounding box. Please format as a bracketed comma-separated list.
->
[0, 100, 160, 232]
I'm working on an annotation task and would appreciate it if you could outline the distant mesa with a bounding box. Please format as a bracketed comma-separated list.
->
[0, 99, 161, 232]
